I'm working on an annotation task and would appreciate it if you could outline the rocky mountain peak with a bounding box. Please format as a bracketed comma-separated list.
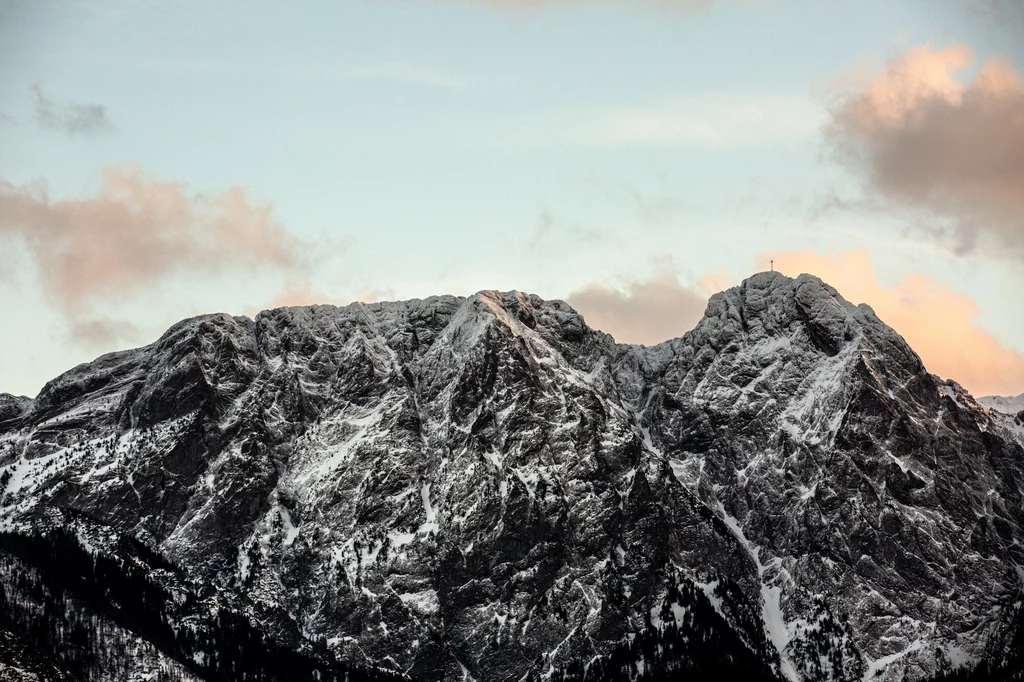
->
[693, 271, 913, 364]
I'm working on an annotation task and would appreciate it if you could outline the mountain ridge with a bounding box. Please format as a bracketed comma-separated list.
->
[1, 271, 1022, 681]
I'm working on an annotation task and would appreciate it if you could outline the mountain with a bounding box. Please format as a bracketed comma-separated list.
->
[980, 394, 1024, 415]
[1, 271, 1022, 682]
[978, 395, 1024, 449]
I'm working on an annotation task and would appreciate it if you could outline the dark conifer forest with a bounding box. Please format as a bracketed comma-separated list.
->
[0, 528, 405, 682]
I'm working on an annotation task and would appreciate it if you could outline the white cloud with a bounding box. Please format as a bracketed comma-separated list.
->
[578, 94, 822, 148]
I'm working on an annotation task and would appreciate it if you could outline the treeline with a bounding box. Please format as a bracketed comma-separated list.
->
[0, 590, 188, 682]
[931, 600, 1024, 682]
[0, 528, 406, 682]
[540, 573, 1024, 682]
[544, 574, 783, 682]
[3, 524, 1020, 681]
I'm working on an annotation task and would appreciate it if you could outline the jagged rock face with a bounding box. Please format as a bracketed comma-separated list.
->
[632, 274, 1024, 679]
[1, 273, 1022, 682]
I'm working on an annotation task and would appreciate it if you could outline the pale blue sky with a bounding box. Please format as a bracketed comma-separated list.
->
[0, 0, 1021, 397]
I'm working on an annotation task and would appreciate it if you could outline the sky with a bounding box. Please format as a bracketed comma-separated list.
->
[0, 0, 1022, 398]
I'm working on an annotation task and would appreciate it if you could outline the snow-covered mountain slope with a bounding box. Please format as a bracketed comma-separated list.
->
[980, 395, 1024, 416]
[978, 395, 1024, 448]
[1, 272, 1022, 682]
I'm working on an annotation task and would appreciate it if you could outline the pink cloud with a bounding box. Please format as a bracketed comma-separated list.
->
[479, 0, 714, 7]
[0, 161, 301, 311]
[247, 280, 396, 317]
[825, 44, 1024, 257]
[566, 262, 711, 345]
[0, 165, 306, 341]
[0, 165, 300, 303]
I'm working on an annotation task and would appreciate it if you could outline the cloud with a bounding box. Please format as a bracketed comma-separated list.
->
[566, 259, 714, 345]
[474, 0, 717, 10]
[263, 280, 341, 310]
[963, 0, 1024, 28]
[246, 280, 397, 317]
[32, 83, 114, 135]
[0, 165, 305, 338]
[83, 56, 468, 89]
[824, 44, 1024, 258]
[581, 94, 821, 148]
[528, 211, 603, 251]
[67, 316, 143, 351]
[761, 248, 1024, 397]
[617, 184, 689, 225]
[314, 62, 467, 89]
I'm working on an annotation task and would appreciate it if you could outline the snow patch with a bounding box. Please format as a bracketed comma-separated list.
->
[717, 502, 798, 682]
[419, 481, 439, 535]
[279, 506, 300, 546]
[862, 639, 923, 681]
[399, 589, 440, 615]
[695, 579, 723, 617]
[389, 530, 416, 548]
